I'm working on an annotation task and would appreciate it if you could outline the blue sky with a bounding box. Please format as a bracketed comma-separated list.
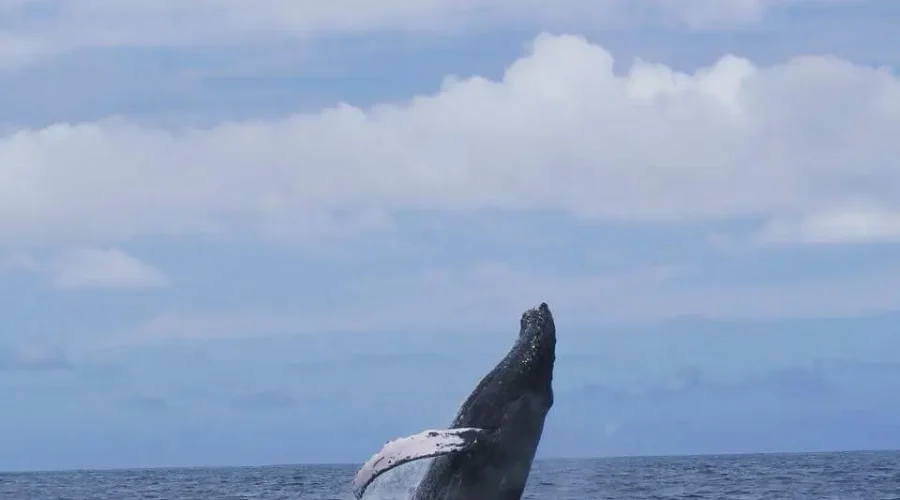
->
[2, 0, 900, 472]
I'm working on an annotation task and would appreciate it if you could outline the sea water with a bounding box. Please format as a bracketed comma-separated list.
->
[1, 450, 898, 499]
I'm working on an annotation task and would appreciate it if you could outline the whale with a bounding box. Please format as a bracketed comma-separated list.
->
[352, 302, 557, 500]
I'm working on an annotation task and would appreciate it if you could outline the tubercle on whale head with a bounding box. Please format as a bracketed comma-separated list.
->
[518, 303, 555, 348]
[519, 302, 553, 333]
[514, 302, 556, 384]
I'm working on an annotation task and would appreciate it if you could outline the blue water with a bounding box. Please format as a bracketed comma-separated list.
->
[1, 451, 898, 499]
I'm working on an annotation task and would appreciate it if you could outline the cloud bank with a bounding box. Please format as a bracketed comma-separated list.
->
[1, 33, 897, 248]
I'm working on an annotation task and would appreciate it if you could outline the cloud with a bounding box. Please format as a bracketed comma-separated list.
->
[0, 1, 856, 68]
[98, 258, 900, 348]
[0, 247, 168, 291]
[546, 412, 900, 456]
[0, 252, 38, 274]
[0, 345, 72, 371]
[648, 365, 835, 399]
[568, 365, 835, 404]
[752, 205, 900, 245]
[0, 34, 896, 247]
[94, 263, 681, 347]
[50, 247, 169, 290]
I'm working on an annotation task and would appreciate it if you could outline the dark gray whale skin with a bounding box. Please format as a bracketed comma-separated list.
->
[411, 302, 557, 500]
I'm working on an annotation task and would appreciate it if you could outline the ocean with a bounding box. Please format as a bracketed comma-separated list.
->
[1, 451, 898, 500]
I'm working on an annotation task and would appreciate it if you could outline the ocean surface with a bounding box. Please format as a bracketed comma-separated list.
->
[1, 451, 898, 500]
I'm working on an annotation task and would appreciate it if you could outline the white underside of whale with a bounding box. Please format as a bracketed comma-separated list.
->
[352, 427, 487, 499]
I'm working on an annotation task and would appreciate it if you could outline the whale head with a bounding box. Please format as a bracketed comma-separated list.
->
[512, 302, 556, 399]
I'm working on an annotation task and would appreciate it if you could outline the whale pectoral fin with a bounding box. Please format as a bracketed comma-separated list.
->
[352, 427, 487, 499]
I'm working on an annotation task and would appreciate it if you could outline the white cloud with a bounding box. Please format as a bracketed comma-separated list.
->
[0, 344, 72, 370]
[99, 259, 900, 348]
[0, 0, 858, 67]
[754, 206, 900, 245]
[0, 33, 898, 246]
[50, 247, 170, 290]
[0, 248, 169, 290]
[0, 252, 38, 274]
[96, 263, 684, 347]
[708, 202, 900, 247]
[345, 261, 900, 325]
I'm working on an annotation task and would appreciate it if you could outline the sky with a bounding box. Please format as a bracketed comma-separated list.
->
[2, 0, 900, 472]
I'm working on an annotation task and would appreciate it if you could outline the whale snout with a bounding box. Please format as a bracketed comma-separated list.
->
[516, 302, 556, 379]
[520, 302, 554, 337]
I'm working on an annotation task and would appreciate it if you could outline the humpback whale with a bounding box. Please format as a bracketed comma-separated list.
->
[353, 302, 556, 500]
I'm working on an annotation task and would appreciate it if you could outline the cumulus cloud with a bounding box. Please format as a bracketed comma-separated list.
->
[0, 34, 897, 247]
[0, 1, 853, 67]
[50, 248, 169, 290]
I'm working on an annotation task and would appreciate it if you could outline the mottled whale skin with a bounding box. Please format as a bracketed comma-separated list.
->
[353, 302, 556, 500]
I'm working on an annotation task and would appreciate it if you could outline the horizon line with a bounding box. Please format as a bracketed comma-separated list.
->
[4, 446, 897, 475]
